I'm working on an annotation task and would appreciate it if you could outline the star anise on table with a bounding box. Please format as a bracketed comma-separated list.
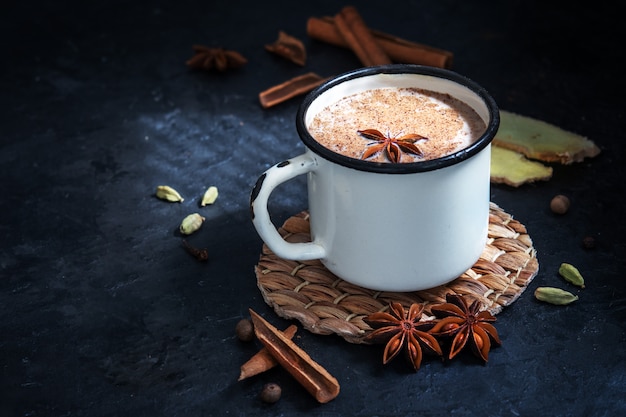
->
[363, 302, 442, 371]
[358, 129, 428, 163]
[429, 293, 501, 363]
[186, 45, 247, 72]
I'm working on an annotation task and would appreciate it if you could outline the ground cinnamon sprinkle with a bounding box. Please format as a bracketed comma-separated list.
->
[307, 87, 486, 162]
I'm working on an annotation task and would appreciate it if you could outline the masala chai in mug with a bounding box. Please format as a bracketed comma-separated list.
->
[250, 65, 499, 291]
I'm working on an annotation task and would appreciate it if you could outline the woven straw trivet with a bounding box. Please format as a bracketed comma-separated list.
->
[255, 202, 539, 344]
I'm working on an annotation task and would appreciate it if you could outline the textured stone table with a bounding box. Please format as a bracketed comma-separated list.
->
[1, 1, 625, 416]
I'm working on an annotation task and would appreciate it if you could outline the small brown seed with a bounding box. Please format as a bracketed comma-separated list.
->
[582, 236, 596, 249]
[235, 318, 254, 342]
[550, 194, 570, 214]
[259, 382, 282, 403]
[473, 332, 484, 350]
[442, 322, 460, 332]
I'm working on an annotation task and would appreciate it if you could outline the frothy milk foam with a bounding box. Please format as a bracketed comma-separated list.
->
[307, 87, 486, 163]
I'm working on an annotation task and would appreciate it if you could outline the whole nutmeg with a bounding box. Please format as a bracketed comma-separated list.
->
[550, 194, 570, 214]
[259, 382, 282, 403]
[235, 318, 254, 342]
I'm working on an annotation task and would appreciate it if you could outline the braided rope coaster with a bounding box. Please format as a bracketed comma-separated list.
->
[255, 202, 539, 344]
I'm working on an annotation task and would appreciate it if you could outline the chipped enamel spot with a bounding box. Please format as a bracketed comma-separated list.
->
[249, 173, 267, 220]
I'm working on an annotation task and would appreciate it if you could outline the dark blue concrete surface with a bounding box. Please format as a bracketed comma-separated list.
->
[1, 1, 625, 416]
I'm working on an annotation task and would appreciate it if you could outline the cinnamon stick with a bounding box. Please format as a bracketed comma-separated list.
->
[249, 309, 340, 403]
[333, 6, 391, 67]
[238, 324, 298, 381]
[265, 31, 307, 66]
[307, 16, 453, 69]
[259, 72, 330, 109]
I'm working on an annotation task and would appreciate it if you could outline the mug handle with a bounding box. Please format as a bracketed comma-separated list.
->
[250, 153, 326, 260]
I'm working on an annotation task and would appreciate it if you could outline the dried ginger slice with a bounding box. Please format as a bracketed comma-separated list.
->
[490, 145, 553, 187]
[493, 110, 600, 164]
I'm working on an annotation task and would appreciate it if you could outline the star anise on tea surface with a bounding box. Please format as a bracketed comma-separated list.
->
[358, 129, 428, 163]
[363, 302, 442, 371]
[186, 45, 247, 72]
[429, 293, 501, 363]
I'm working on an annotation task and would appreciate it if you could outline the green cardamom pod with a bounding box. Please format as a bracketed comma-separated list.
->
[156, 185, 184, 202]
[534, 287, 579, 305]
[180, 213, 205, 235]
[558, 262, 585, 288]
[201, 186, 219, 206]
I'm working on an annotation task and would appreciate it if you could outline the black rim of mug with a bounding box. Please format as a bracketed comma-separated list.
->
[295, 64, 500, 174]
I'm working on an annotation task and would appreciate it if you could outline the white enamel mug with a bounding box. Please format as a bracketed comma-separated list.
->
[250, 65, 499, 292]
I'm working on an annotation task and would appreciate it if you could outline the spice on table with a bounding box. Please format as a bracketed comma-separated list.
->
[239, 324, 298, 381]
[181, 239, 208, 261]
[429, 293, 501, 363]
[490, 145, 553, 187]
[494, 110, 601, 165]
[186, 45, 247, 72]
[259, 382, 283, 404]
[248, 309, 340, 403]
[558, 263, 585, 288]
[156, 185, 184, 202]
[201, 186, 219, 206]
[259, 72, 330, 109]
[265, 31, 307, 66]
[534, 287, 579, 305]
[333, 6, 391, 67]
[235, 318, 255, 342]
[363, 302, 442, 371]
[306, 16, 453, 68]
[550, 194, 570, 214]
[259, 382, 282, 404]
[179, 213, 205, 235]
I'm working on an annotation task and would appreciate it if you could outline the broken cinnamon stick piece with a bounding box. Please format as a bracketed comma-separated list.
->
[249, 309, 340, 404]
[265, 31, 307, 66]
[334, 6, 391, 67]
[259, 72, 330, 109]
[307, 16, 453, 68]
[238, 324, 298, 381]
